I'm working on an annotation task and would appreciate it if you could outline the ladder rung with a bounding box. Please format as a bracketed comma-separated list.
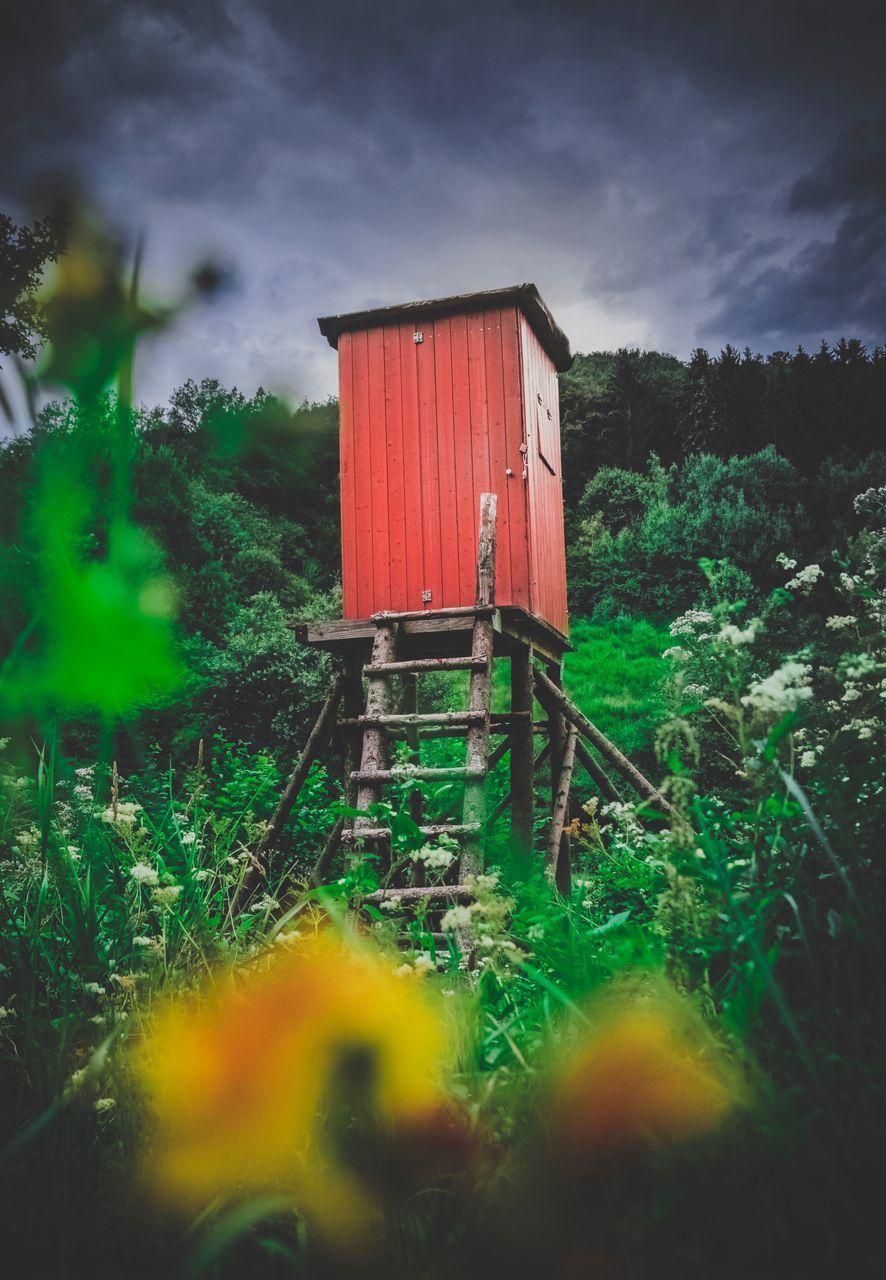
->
[361, 884, 475, 906]
[364, 656, 488, 675]
[358, 711, 485, 728]
[342, 823, 482, 842]
[350, 766, 486, 784]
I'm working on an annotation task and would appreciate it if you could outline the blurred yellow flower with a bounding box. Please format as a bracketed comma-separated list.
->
[549, 990, 742, 1161]
[134, 928, 449, 1247]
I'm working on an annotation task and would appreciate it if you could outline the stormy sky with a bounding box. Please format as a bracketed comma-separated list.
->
[3, 0, 885, 406]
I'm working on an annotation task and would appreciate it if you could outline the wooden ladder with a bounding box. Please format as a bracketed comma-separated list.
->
[340, 494, 498, 906]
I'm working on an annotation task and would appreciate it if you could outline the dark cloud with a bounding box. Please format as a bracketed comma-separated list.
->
[704, 116, 886, 349]
[2, 0, 884, 402]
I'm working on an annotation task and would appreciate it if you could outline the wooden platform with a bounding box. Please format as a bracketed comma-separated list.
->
[293, 605, 571, 667]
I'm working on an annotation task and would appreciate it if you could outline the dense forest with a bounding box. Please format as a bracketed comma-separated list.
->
[1, 219, 884, 1279]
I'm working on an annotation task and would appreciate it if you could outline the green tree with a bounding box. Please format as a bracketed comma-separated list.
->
[0, 211, 66, 363]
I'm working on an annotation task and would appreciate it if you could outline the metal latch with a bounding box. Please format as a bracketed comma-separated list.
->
[413, 331, 423, 344]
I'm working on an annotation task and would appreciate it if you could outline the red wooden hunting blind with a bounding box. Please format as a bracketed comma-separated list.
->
[318, 284, 573, 638]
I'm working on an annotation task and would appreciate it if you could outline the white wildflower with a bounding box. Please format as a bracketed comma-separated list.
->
[440, 904, 474, 931]
[132, 936, 154, 948]
[193, 868, 210, 882]
[741, 661, 813, 716]
[181, 831, 197, 846]
[413, 844, 455, 870]
[101, 800, 142, 826]
[662, 646, 689, 661]
[841, 687, 862, 703]
[73, 784, 93, 802]
[74, 766, 94, 780]
[668, 610, 713, 637]
[717, 617, 762, 646]
[775, 553, 797, 570]
[683, 683, 708, 699]
[379, 894, 402, 912]
[153, 884, 183, 907]
[253, 894, 279, 913]
[826, 615, 857, 630]
[130, 862, 159, 886]
[799, 750, 816, 769]
[83, 982, 105, 996]
[94, 1097, 116, 1114]
[786, 564, 823, 592]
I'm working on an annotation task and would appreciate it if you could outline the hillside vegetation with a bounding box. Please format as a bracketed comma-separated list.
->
[0, 228, 884, 1279]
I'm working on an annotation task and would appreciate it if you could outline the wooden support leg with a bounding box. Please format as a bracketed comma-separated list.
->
[234, 673, 346, 909]
[460, 493, 497, 882]
[510, 644, 535, 871]
[547, 725, 577, 892]
[311, 655, 364, 887]
[402, 672, 425, 886]
[353, 623, 398, 857]
[546, 660, 572, 894]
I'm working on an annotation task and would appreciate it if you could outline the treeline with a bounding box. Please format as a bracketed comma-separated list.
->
[0, 380, 341, 760]
[1, 337, 883, 757]
[559, 341, 885, 502]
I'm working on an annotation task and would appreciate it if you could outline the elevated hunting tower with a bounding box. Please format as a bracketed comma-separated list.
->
[318, 284, 571, 635]
[250, 285, 670, 922]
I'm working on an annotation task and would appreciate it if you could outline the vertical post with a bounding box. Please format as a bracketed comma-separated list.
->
[510, 643, 535, 871]
[546, 658, 572, 894]
[402, 672, 425, 886]
[461, 493, 496, 881]
[339, 650, 365, 841]
[353, 622, 398, 856]
[547, 725, 577, 891]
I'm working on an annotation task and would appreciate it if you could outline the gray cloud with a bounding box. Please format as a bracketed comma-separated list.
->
[2, 0, 884, 404]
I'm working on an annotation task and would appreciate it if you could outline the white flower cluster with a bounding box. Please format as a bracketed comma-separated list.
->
[153, 884, 183, 907]
[101, 800, 142, 826]
[440, 903, 473, 931]
[716, 618, 762, 646]
[740, 660, 813, 716]
[826, 615, 857, 630]
[130, 862, 159, 886]
[662, 646, 689, 661]
[785, 564, 823, 593]
[841, 718, 878, 741]
[775, 552, 797, 570]
[411, 843, 455, 871]
[668, 609, 713, 637]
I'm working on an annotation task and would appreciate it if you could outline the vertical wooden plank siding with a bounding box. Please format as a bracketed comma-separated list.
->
[338, 332, 359, 618]
[418, 322, 443, 607]
[519, 314, 568, 635]
[399, 323, 424, 611]
[501, 306, 531, 612]
[338, 302, 565, 637]
[366, 326, 391, 610]
[383, 325, 407, 609]
[449, 311, 476, 607]
[484, 310, 512, 606]
[432, 315, 460, 606]
[350, 330, 374, 617]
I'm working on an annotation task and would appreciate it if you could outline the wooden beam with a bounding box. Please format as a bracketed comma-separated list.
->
[234, 674, 346, 907]
[486, 740, 551, 830]
[534, 669, 673, 814]
[361, 883, 475, 907]
[353, 622, 398, 843]
[547, 724, 577, 891]
[461, 493, 496, 880]
[510, 644, 535, 865]
[573, 737, 622, 805]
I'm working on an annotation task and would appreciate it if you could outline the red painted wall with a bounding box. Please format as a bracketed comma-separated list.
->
[338, 302, 568, 636]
